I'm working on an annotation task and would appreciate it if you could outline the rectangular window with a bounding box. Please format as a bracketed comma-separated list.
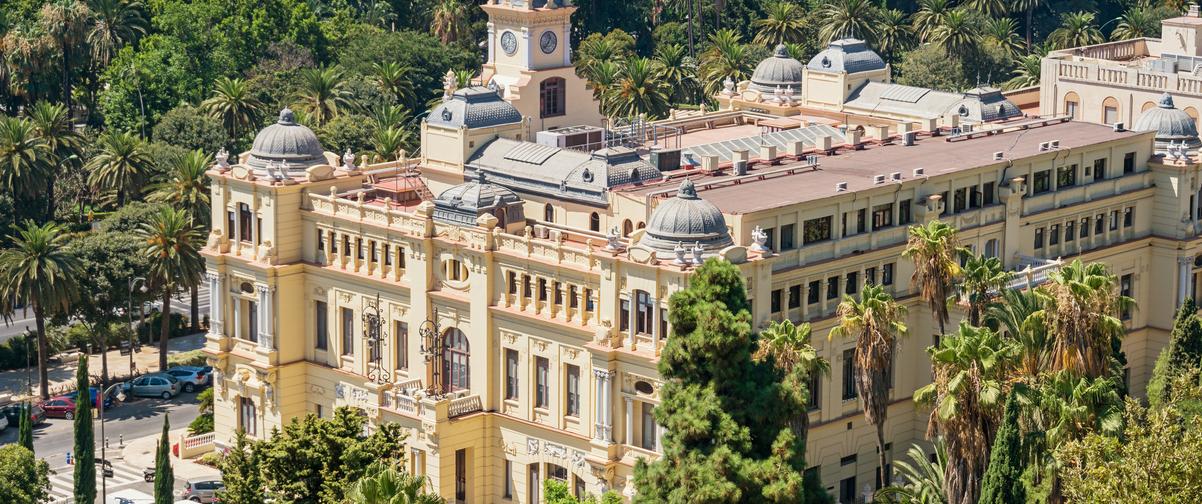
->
[341, 307, 354, 356]
[872, 204, 893, 229]
[239, 203, 253, 242]
[505, 349, 519, 400]
[842, 349, 857, 400]
[247, 300, 257, 342]
[455, 449, 466, 503]
[383, 244, 391, 266]
[827, 276, 840, 300]
[537, 277, 546, 301]
[620, 299, 630, 332]
[865, 267, 877, 286]
[396, 246, 406, 269]
[641, 403, 657, 450]
[1121, 274, 1133, 320]
[659, 308, 668, 340]
[342, 235, 351, 256]
[636, 290, 654, 335]
[840, 477, 856, 504]
[566, 365, 580, 417]
[953, 187, 967, 213]
[535, 357, 549, 409]
[764, 227, 776, 251]
[503, 460, 513, 499]
[846, 272, 859, 295]
[1057, 164, 1077, 188]
[1093, 158, 1106, 181]
[882, 263, 895, 285]
[771, 289, 782, 313]
[808, 280, 820, 305]
[1124, 207, 1134, 228]
[803, 216, 833, 244]
[1034, 228, 1045, 249]
[239, 397, 256, 436]
[807, 372, 820, 410]
[780, 224, 795, 250]
[1095, 214, 1105, 234]
[1049, 224, 1060, 246]
[227, 211, 235, 240]
[1033, 170, 1051, 194]
[395, 321, 408, 370]
[856, 209, 866, 234]
[1080, 217, 1090, 238]
[970, 187, 981, 209]
[983, 182, 995, 205]
[369, 240, 377, 263]
[1110, 210, 1120, 231]
[789, 285, 801, 309]
[940, 191, 949, 216]
[1104, 106, 1119, 125]
[315, 301, 328, 350]
[1124, 152, 1136, 174]
[898, 199, 912, 225]
[1065, 220, 1075, 242]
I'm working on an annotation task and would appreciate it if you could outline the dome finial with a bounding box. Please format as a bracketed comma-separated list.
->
[279, 108, 296, 125]
[774, 44, 788, 57]
[678, 178, 698, 199]
[1159, 92, 1176, 109]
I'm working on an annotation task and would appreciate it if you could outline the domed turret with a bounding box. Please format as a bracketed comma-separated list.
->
[749, 45, 805, 93]
[1133, 93, 1202, 156]
[638, 179, 734, 259]
[428, 87, 523, 129]
[246, 108, 327, 176]
[807, 38, 886, 74]
[433, 178, 525, 229]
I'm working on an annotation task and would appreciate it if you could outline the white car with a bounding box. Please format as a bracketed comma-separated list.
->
[106, 488, 154, 504]
[0, 414, 8, 431]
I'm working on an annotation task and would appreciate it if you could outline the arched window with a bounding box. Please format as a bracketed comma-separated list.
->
[443, 328, 470, 391]
[622, 219, 633, 237]
[1101, 96, 1120, 125]
[636, 221, 645, 230]
[1141, 101, 1157, 113]
[494, 207, 507, 228]
[589, 212, 600, 232]
[1063, 91, 1081, 119]
[544, 203, 554, 223]
[540, 78, 566, 118]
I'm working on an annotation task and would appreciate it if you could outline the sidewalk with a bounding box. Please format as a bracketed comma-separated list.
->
[120, 427, 221, 481]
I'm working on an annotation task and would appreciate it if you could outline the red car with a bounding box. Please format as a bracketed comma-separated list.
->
[41, 396, 78, 420]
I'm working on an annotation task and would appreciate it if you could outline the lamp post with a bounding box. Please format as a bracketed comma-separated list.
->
[361, 293, 390, 385]
[128, 277, 147, 375]
[418, 310, 446, 398]
[98, 382, 127, 504]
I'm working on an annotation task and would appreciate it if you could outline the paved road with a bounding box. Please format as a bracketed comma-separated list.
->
[0, 285, 210, 345]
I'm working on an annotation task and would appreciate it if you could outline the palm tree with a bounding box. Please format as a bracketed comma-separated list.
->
[931, 9, 981, 57]
[830, 284, 908, 489]
[698, 29, 754, 98]
[371, 61, 414, 106]
[985, 288, 1046, 380]
[139, 207, 203, 371]
[371, 104, 411, 130]
[148, 150, 211, 333]
[0, 116, 52, 201]
[913, 0, 954, 43]
[1111, 5, 1160, 41]
[86, 130, 151, 206]
[901, 220, 962, 338]
[604, 57, 672, 120]
[753, 1, 805, 47]
[983, 17, 1024, 59]
[86, 0, 148, 67]
[754, 319, 830, 440]
[653, 44, 698, 105]
[431, 0, 467, 45]
[28, 101, 82, 220]
[1027, 259, 1131, 379]
[38, 0, 92, 114]
[347, 461, 442, 504]
[914, 323, 1013, 504]
[875, 9, 913, 62]
[586, 60, 622, 112]
[965, 0, 1007, 19]
[294, 66, 351, 127]
[959, 254, 1010, 326]
[1005, 53, 1043, 90]
[876, 439, 948, 504]
[371, 126, 412, 163]
[202, 76, 264, 143]
[0, 221, 81, 399]
[818, 0, 880, 44]
[1049, 11, 1104, 50]
[1011, 0, 1044, 50]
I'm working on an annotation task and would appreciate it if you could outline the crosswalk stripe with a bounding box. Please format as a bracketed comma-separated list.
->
[46, 463, 149, 503]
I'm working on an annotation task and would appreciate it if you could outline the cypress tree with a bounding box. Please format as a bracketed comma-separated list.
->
[633, 259, 815, 503]
[979, 391, 1026, 504]
[72, 355, 95, 504]
[18, 402, 33, 452]
[155, 416, 174, 504]
[1164, 297, 1202, 401]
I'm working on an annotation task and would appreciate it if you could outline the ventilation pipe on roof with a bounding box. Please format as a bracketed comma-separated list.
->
[732, 148, 750, 165]
[845, 129, 863, 150]
[993, 151, 1005, 160]
[760, 144, 778, 165]
[818, 135, 834, 154]
[1113, 122, 1126, 132]
[890, 172, 902, 181]
[913, 167, 926, 177]
[835, 182, 848, 191]
[787, 140, 805, 157]
[734, 160, 748, 176]
[903, 132, 916, 146]
[874, 125, 891, 143]
[873, 174, 886, 184]
[701, 155, 719, 172]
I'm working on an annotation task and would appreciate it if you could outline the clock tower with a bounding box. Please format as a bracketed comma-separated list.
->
[480, 0, 603, 131]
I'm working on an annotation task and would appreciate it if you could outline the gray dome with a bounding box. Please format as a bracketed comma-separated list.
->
[433, 179, 524, 227]
[428, 86, 523, 129]
[807, 38, 886, 74]
[246, 108, 327, 175]
[639, 179, 733, 259]
[749, 45, 805, 93]
[1134, 93, 1201, 155]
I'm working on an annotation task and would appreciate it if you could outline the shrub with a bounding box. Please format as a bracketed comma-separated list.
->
[188, 414, 214, 435]
[196, 451, 222, 467]
[168, 350, 208, 368]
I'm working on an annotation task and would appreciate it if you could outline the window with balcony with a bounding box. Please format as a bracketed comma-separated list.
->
[1110, 210, 1120, 231]
[1065, 221, 1075, 242]
[239, 203, 253, 242]
[395, 321, 408, 370]
[1080, 217, 1090, 238]
[882, 263, 894, 285]
[764, 226, 776, 251]
[1095, 214, 1105, 234]
[846, 272, 859, 295]
[443, 328, 470, 391]
[865, 267, 877, 285]
[953, 188, 967, 213]
[789, 285, 801, 309]
[803, 216, 832, 244]
[635, 290, 654, 335]
[239, 396, 257, 436]
[641, 403, 657, 450]
[771, 289, 782, 313]
[808, 281, 820, 305]
[1049, 224, 1060, 246]
[827, 276, 840, 300]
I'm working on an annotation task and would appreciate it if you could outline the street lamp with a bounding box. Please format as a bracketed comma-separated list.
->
[128, 277, 147, 375]
[418, 310, 446, 398]
[361, 293, 390, 385]
[98, 382, 128, 504]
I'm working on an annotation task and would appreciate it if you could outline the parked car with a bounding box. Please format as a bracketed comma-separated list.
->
[178, 478, 224, 503]
[106, 488, 154, 504]
[64, 386, 114, 410]
[0, 403, 47, 425]
[164, 366, 211, 393]
[143, 467, 155, 483]
[41, 396, 78, 419]
[0, 414, 8, 431]
[122, 373, 182, 399]
[95, 458, 114, 477]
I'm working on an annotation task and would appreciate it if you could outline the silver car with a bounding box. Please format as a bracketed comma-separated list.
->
[164, 366, 211, 393]
[178, 478, 224, 503]
[123, 373, 183, 399]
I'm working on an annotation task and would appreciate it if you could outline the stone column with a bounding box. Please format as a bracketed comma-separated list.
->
[233, 299, 242, 341]
[593, 369, 614, 442]
[593, 372, 604, 440]
[652, 298, 662, 341]
[627, 293, 636, 349]
[1180, 256, 1193, 307]
[624, 397, 633, 446]
[257, 285, 273, 350]
[577, 286, 587, 326]
[655, 421, 664, 453]
[207, 272, 223, 337]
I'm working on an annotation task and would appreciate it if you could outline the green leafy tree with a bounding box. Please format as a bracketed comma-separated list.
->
[830, 284, 908, 489]
[0, 220, 81, 399]
[753, 319, 829, 440]
[18, 402, 34, 451]
[138, 207, 203, 371]
[818, 0, 879, 44]
[875, 8, 913, 63]
[37, 0, 91, 113]
[1028, 259, 1132, 379]
[1049, 11, 1104, 50]
[983, 17, 1023, 59]
[902, 220, 962, 337]
[202, 77, 264, 144]
[984, 288, 1046, 380]
[896, 44, 968, 92]
[217, 430, 265, 504]
[930, 8, 981, 56]
[346, 461, 443, 504]
[1005, 53, 1043, 90]
[979, 392, 1026, 504]
[27, 101, 82, 221]
[371, 61, 414, 106]
[653, 44, 698, 105]
[1149, 298, 1202, 405]
[294, 66, 351, 126]
[875, 439, 947, 504]
[959, 254, 1010, 326]
[87, 0, 149, 67]
[147, 149, 211, 331]
[0, 116, 52, 205]
[697, 29, 754, 98]
[0, 444, 51, 503]
[430, 0, 468, 44]
[86, 131, 153, 207]
[912, 0, 953, 42]
[753, 1, 805, 47]
[634, 258, 812, 503]
[155, 416, 173, 504]
[152, 104, 228, 155]
[72, 354, 95, 503]
[603, 57, 672, 120]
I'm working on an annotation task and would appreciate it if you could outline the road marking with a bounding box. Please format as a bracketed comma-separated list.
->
[47, 462, 147, 503]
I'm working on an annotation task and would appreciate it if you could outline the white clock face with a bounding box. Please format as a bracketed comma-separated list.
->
[540, 31, 557, 54]
[501, 31, 518, 56]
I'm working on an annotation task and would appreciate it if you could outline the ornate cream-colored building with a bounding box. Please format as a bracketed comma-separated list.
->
[201, 9, 1202, 504]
